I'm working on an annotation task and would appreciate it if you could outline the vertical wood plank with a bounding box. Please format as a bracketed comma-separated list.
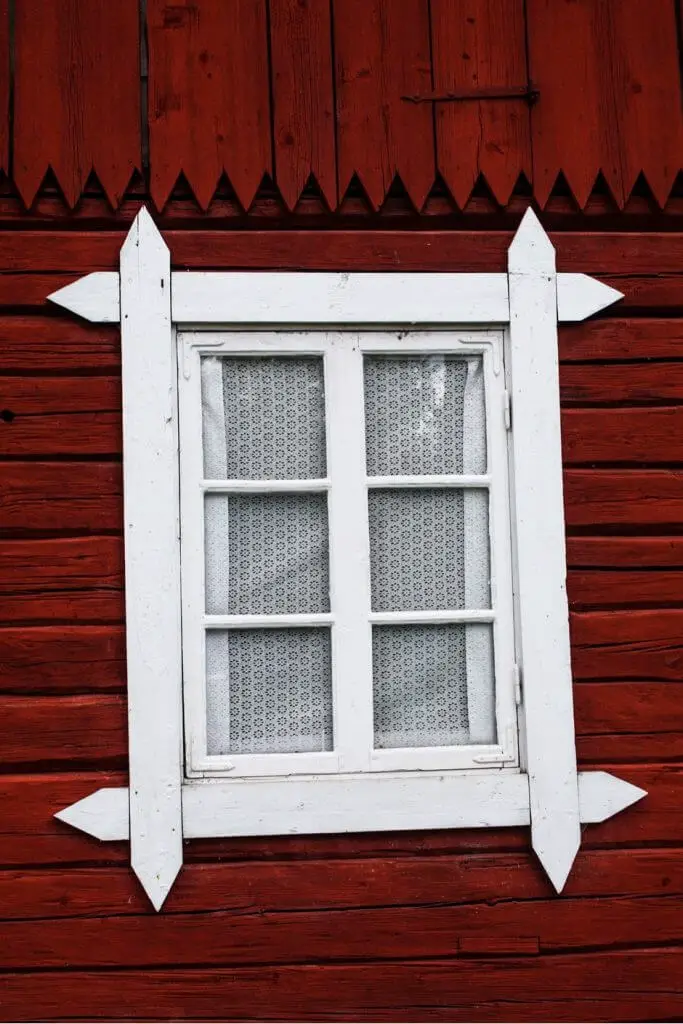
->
[120, 209, 183, 910]
[270, 0, 337, 210]
[430, 0, 531, 208]
[528, 0, 683, 209]
[147, 0, 272, 211]
[0, 0, 7, 173]
[13, 0, 140, 208]
[333, 0, 435, 209]
[507, 210, 580, 892]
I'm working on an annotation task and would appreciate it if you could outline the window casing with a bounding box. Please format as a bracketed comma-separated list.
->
[51, 207, 645, 911]
[179, 330, 517, 779]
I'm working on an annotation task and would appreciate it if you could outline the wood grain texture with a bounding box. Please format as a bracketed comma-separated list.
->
[0, 626, 126, 695]
[571, 610, 683, 682]
[0, 538, 123, 624]
[147, 0, 271, 211]
[333, 0, 434, 209]
[0, 316, 121, 370]
[562, 408, 683, 464]
[270, 0, 337, 210]
[527, 0, 683, 208]
[0, 462, 122, 533]
[0, 0, 7, 172]
[430, 0, 530, 207]
[13, 0, 140, 208]
[1, 951, 683, 1021]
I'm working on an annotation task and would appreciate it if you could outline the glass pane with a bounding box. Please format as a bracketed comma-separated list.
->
[368, 489, 490, 611]
[201, 355, 327, 479]
[206, 628, 333, 755]
[372, 624, 495, 748]
[205, 494, 330, 614]
[364, 355, 486, 476]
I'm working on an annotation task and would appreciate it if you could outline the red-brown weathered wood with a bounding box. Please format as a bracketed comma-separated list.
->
[567, 536, 683, 568]
[568, 571, 683, 611]
[3, 847, 682, 921]
[571, 610, 683, 682]
[4, 230, 683, 275]
[334, 0, 434, 210]
[13, 0, 140, 208]
[575, 682, 683, 736]
[6, 892, 683, 968]
[0, 462, 122, 533]
[562, 407, 683, 464]
[0, 0, 8, 173]
[0, 626, 125, 695]
[0, 695, 126, 767]
[0, 316, 120, 371]
[560, 363, 683, 404]
[147, 0, 271, 211]
[0, 377, 121, 457]
[270, 0, 337, 210]
[564, 470, 683, 528]
[430, 0, 530, 207]
[1, 951, 683, 1021]
[527, 0, 683, 209]
[0, 538, 123, 624]
[560, 319, 683, 362]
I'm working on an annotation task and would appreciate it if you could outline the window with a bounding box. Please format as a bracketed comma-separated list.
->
[51, 207, 645, 910]
[179, 332, 516, 778]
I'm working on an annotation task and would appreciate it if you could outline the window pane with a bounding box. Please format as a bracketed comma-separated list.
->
[205, 494, 330, 614]
[202, 356, 327, 479]
[364, 355, 486, 476]
[368, 489, 490, 611]
[206, 628, 333, 754]
[372, 624, 495, 748]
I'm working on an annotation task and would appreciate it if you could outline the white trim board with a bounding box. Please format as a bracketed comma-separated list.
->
[49, 270, 621, 326]
[56, 772, 646, 842]
[47, 207, 639, 912]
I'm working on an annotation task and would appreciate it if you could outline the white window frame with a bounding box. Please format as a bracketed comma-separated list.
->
[50, 207, 646, 911]
[180, 329, 516, 779]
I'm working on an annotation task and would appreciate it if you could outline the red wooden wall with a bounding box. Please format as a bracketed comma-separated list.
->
[2, 0, 683, 212]
[2, 1, 683, 1021]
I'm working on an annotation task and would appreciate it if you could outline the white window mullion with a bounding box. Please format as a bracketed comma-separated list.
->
[325, 333, 374, 772]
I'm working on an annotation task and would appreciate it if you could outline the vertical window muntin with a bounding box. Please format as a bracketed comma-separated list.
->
[179, 330, 517, 778]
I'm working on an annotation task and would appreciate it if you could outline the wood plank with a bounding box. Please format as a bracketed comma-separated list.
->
[0, 0, 7, 172]
[564, 470, 683, 528]
[6, 892, 683, 968]
[578, 732, 683, 765]
[0, 951, 682, 1021]
[270, 0, 337, 210]
[526, 0, 683, 210]
[0, 462, 121, 533]
[4, 230, 683, 275]
[571, 610, 683, 682]
[561, 363, 683, 404]
[568, 571, 683, 611]
[13, 0, 140, 207]
[0, 538, 123, 624]
[575, 682, 683, 736]
[333, 0, 434, 209]
[0, 376, 120, 456]
[562, 407, 683, 464]
[0, 696, 126, 767]
[0, 626, 125, 695]
[0, 275, 87, 309]
[567, 537, 683, 568]
[3, 847, 682, 921]
[430, 0, 530, 207]
[560, 319, 683, 362]
[0, 316, 120, 370]
[147, 0, 271, 210]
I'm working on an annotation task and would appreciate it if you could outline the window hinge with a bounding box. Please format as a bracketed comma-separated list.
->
[503, 389, 512, 431]
[513, 663, 523, 706]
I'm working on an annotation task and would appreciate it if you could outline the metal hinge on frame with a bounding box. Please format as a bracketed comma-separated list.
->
[503, 389, 512, 431]
[402, 85, 540, 106]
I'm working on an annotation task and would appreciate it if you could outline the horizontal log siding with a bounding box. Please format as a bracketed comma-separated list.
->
[1, 227, 683, 1021]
